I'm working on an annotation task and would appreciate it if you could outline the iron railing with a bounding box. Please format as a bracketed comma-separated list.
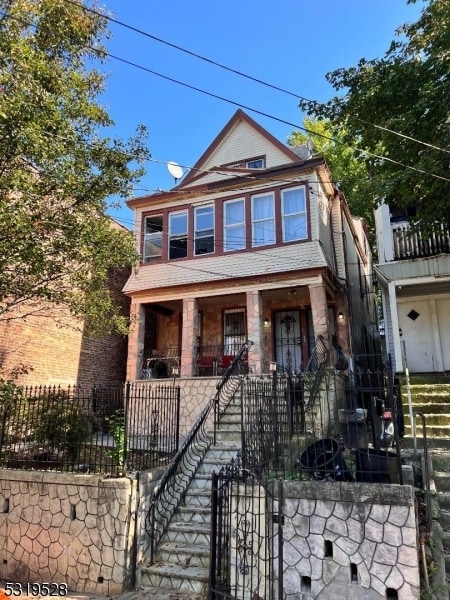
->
[140, 347, 180, 379]
[210, 455, 283, 600]
[145, 340, 252, 563]
[0, 383, 180, 476]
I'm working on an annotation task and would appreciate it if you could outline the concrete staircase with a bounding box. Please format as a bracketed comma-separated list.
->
[400, 374, 450, 450]
[139, 399, 242, 599]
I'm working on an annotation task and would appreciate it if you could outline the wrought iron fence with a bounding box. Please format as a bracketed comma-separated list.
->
[210, 455, 283, 600]
[0, 383, 180, 476]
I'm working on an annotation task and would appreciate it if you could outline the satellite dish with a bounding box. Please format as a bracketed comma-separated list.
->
[306, 139, 315, 154]
[167, 161, 184, 181]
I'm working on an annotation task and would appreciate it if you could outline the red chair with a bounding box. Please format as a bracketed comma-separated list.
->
[198, 355, 217, 376]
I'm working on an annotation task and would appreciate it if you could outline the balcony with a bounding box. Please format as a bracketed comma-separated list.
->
[392, 221, 450, 261]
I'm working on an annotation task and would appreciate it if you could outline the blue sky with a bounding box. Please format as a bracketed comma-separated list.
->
[100, 0, 424, 229]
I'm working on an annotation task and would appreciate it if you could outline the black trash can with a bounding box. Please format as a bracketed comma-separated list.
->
[299, 438, 353, 482]
[355, 448, 399, 484]
[338, 408, 368, 449]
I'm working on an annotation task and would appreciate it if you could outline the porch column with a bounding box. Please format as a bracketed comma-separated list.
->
[388, 281, 403, 373]
[126, 300, 146, 380]
[246, 290, 263, 375]
[336, 290, 351, 356]
[181, 297, 199, 377]
[308, 283, 332, 350]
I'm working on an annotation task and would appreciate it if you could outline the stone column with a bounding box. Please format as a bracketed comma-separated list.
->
[126, 301, 146, 380]
[246, 290, 263, 375]
[181, 297, 199, 377]
[308, 284, 332, 349]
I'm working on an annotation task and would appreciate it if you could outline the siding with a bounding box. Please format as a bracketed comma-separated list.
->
[315, 180, 335, 273]
[190, 119, 295, 179]
[124, 241, 326, 293]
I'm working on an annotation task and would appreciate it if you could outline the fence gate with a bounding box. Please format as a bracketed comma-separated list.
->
[210, 458, 283, 600]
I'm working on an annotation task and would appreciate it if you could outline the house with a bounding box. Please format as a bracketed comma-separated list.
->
[123, 110, 375, 380]
[0, 220, 131, 387]
[374, 203, 450, 373]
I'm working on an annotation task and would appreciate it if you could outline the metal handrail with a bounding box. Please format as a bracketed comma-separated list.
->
[145, 340, 252, 563]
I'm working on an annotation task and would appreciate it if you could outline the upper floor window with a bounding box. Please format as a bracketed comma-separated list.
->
[143, 215, 163, 263]
[252, 193, 275, 247]
[282, 187, 307, 242]
[246, 157, 265, 169]
[195, 205, 214, 255]
[224, 199, 245, 252]
[169, 211, 188, 259]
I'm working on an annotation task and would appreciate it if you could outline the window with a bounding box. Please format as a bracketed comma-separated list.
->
[169, 211, 188, 259]
[143, 215, 163, 262]
[246, 157, 265, 169]
[282, 187, 307, 241]
[224, 309, 246, 356]
[195, 205, 214, 255]
[252, 193, 275, 246]
[224, 199, 245, 251]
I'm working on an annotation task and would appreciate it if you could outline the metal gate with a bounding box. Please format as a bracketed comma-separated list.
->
[210, 456, 283, 600]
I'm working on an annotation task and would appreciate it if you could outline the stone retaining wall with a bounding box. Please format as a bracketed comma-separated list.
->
[282, 481, 420, 599]
[0, 470, 138, 595]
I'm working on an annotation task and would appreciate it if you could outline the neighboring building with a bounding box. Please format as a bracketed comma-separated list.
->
[0, 221, 131, 387]
[374, 203, 450, 373]
[124, 110, 375, 380]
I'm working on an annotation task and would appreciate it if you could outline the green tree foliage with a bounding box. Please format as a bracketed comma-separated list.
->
[0, 0, 149, 334]
[287, 119, 374, 227]
[299, 0, 450, 232]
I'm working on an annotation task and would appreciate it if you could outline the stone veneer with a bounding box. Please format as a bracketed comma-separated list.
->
[0, 469, 160, 594]
[282, 481, 420, 599]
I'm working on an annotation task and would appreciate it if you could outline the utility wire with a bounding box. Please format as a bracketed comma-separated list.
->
[1, 8, 449, 184]
[66, 0, 450, 156]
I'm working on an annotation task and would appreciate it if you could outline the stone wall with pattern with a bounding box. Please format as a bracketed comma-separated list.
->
[282, 481, 420, 600]
[0, 470, 138, 595]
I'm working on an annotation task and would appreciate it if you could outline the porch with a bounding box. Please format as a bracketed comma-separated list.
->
[128, 283, 351, 380]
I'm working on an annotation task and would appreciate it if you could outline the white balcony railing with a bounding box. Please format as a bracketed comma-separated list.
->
[391, 221, 450, 261]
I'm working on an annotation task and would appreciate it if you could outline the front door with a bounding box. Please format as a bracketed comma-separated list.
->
[274, 310, 302, 372]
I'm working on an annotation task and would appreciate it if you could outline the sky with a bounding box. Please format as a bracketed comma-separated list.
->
[99, 0, 425, 230]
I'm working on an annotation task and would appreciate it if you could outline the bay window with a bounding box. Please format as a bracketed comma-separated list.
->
[195, 205, 214, 255]
[282, 187, 307, 242]
[169, 211, 188, 259]
[224, 199, 245, 251]
[143, 215, 163, 262]
[252, 193, 275, 247]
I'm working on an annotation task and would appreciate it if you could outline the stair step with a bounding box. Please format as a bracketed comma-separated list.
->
[198, 458, 233, 474]
[214, 429, 241, 442]
[189, 474, 212, 490]
[433, 472, 450, 494]
[404, 425, 450, 438]
[403, 404, 450, 415]
[176, 506, 211, 525]
[155, 541, 210, 569]
[141, 563, 209, 595]
[403, 414, 450, 426]
[183, 489, 212, 508]
[136, 586, 206, 600]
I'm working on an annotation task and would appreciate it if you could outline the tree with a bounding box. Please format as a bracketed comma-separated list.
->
[0, 0, 149, 334]
[300, 0, 450, 232]
[287, 118, 374, 227]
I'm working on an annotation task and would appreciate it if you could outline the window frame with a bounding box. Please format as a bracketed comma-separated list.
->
[143, 214, 163, 263]
[246, 157, 265, 169]
[281, 186, 308, 242]
[168, 210, 188, 260]
[223, 198, 246, 252]
[251, 192, 275, 247]
[194, 204, 215, 256]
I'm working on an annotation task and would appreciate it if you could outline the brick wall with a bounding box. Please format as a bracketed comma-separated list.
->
[0, 267, 130, 387]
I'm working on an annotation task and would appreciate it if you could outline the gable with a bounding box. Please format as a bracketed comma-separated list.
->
[178, 109, 299, 189]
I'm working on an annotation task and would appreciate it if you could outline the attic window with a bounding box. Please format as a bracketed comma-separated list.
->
[246, 157, 265, 169]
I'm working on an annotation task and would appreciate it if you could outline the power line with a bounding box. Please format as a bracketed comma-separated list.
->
[1, 8, 449, 188]
[66, 0, 450, 156]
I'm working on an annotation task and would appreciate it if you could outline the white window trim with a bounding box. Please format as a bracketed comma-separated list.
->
[223, 198, 246, 252]
[251, 192, 275, 247]
[281, 186, 308, 242]
[194, 205, 215, 256]
[168, 210, 188, 259]
[246, 157, 265, 169]
[143, 215, 163, 262]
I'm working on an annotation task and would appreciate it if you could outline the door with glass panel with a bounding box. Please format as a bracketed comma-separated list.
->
[274, 310, 302, 373]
